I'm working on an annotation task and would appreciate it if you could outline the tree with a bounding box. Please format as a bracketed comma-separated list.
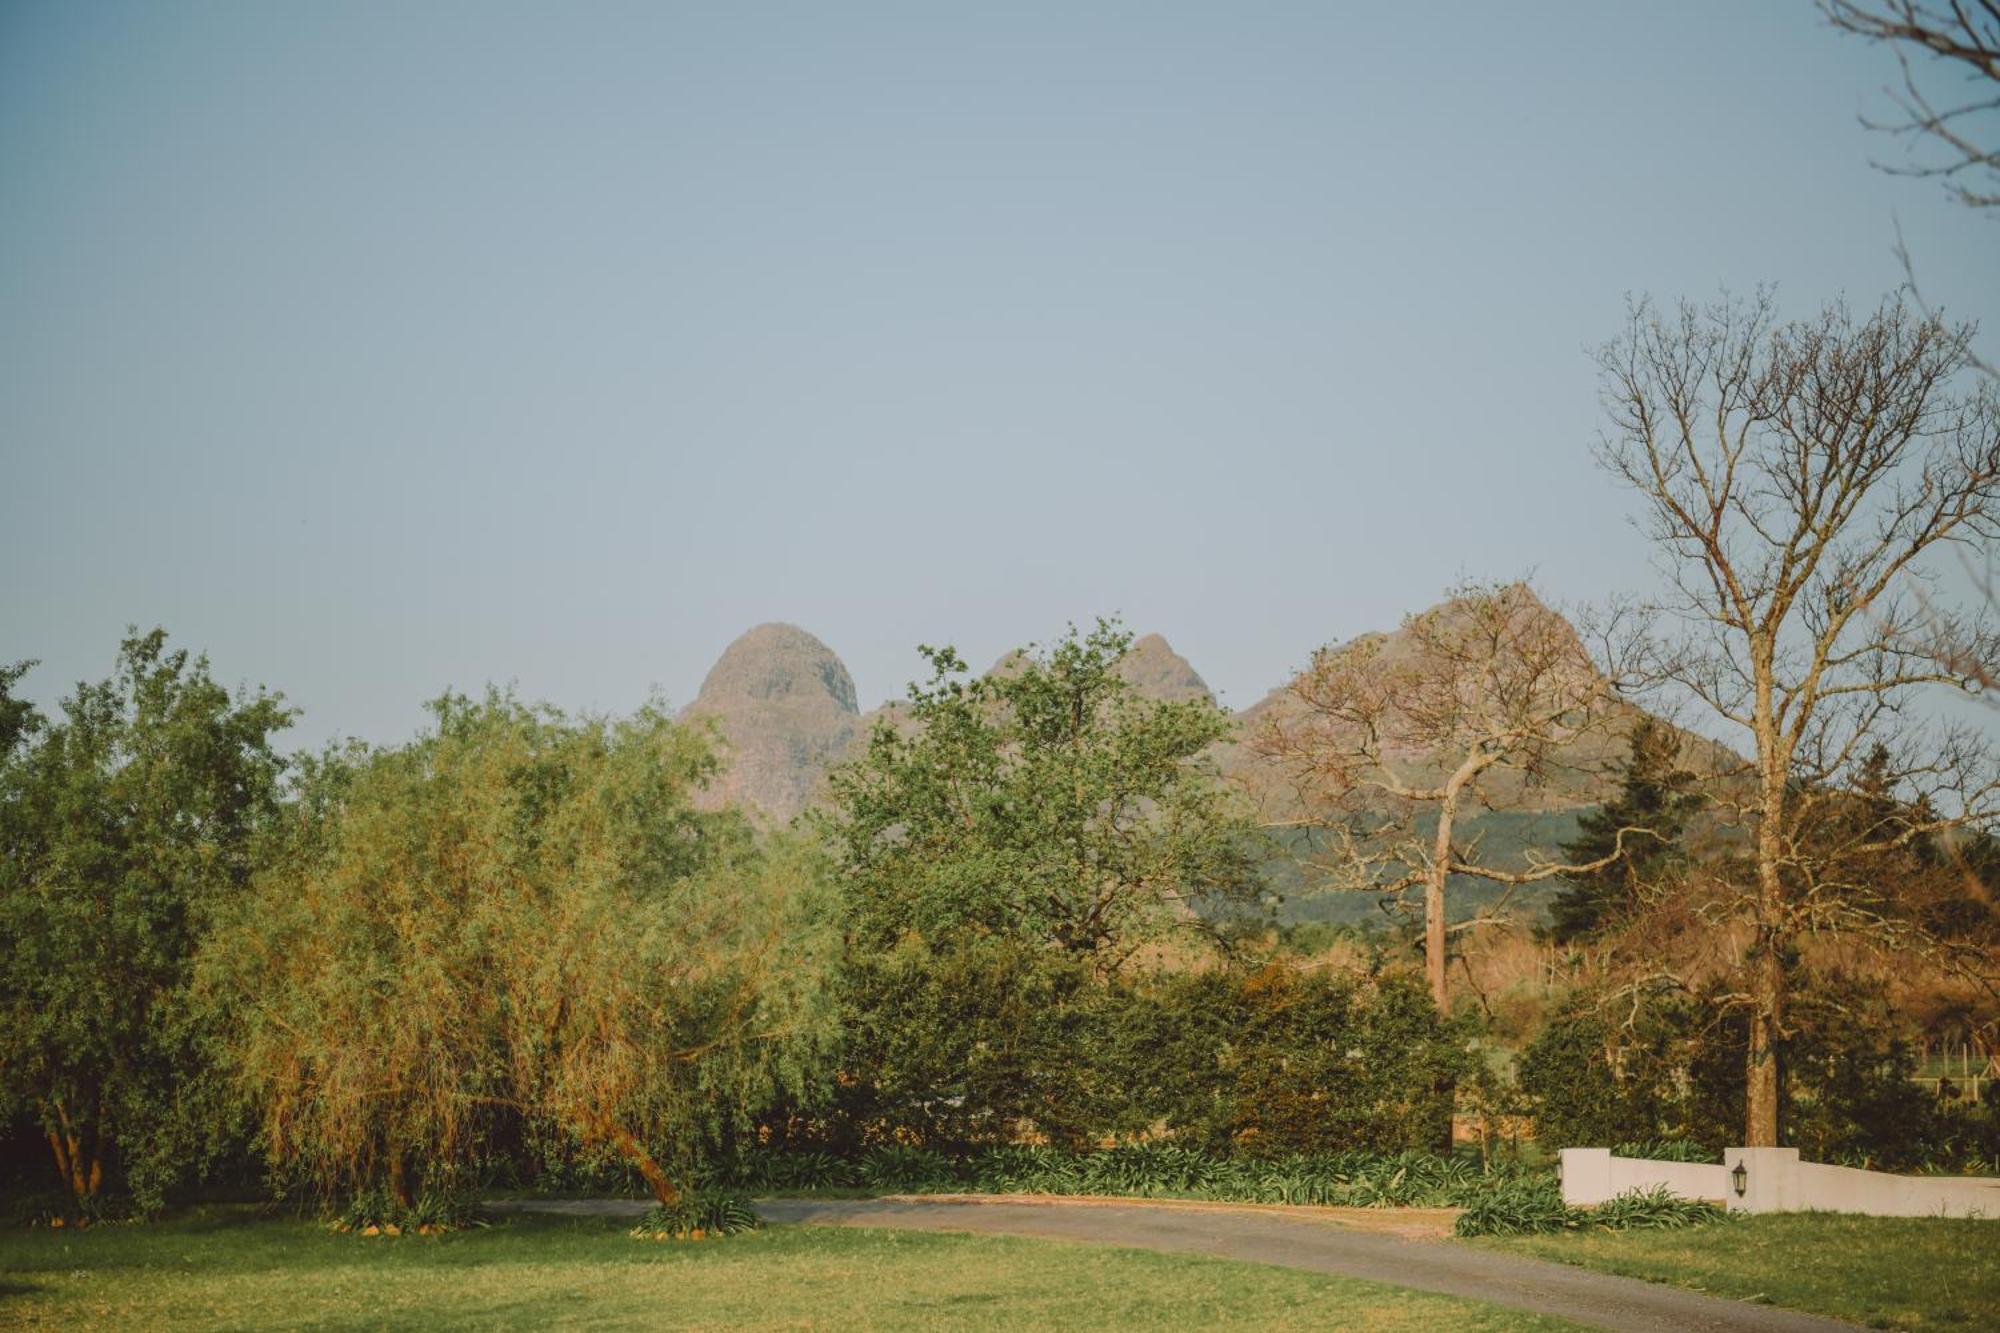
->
[1595, 291, 2000, 1146]
[1824, 1, 2000, 211]
[0, 631, 292, 1216]
[1253, 581, 1635, 1011]
[823, 621, 1256, 969]
[818, 621, 1257, 1143]
[1547, 717, 1703, 944]
[200, 692, 836, 1208]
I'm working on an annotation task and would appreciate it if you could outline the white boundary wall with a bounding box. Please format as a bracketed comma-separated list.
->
[1559, 1148, 1729, 1205]
[1561, 1146, 2000, 1219]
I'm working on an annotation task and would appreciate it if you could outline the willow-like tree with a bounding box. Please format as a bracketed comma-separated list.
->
[200, 692, 836, 1207]
[0, 633, 291, 1217]
[1596, 291, 2000, 1147]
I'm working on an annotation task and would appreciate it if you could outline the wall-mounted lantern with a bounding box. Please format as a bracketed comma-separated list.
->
[1731, 1161, 1748, 1197]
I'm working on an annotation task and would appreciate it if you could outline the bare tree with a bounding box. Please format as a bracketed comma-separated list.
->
[1824, 0, 2000, 210]
[1596, 290, 2000, 1146]
[1255, 580, 1639, 1011]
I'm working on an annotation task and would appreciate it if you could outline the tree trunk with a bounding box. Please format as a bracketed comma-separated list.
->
[1426, 798, 1455, 1012]
[388, 1151, 412, 1210]
[1745, 776, 1788, 1147]
[43, 1101, 103, 1216]
[598, 1120, 680, 1206]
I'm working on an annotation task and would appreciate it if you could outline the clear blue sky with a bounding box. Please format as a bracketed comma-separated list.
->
[4, 1, 1996, 746]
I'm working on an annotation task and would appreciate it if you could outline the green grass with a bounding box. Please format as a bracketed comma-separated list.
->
[1477, 1213, 1999, 1329]
[0, 1208, 1580, 1331]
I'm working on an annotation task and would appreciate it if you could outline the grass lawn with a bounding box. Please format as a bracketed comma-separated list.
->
[1477, 1213, 1999, 1330]
[0, 1208, 1581, 1331]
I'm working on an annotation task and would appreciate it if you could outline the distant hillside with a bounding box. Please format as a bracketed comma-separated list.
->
[678, 603, 1733, 928]
[1258, 809, 1589, 928]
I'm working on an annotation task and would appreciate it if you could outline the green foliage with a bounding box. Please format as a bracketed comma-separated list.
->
[1452, 1181, 1727, 1238]
[819, 953, 1468, 1154]
[1452, 1177, 1577, 1236]
[1610, 1139, 1716, 1164]
[630, 1189, 763, 1239]
[716, 1143, 1534, 1209]
[1521, 973, 1998, 1170]
[0, 631, 292, 1214]
[823, 621, 1257, 962]
[1587, 1184, 1727, 1230]
[333, 1186, 485, 1234]
[1518, 991, 1744, 1152]
[819, 621, 1263, 1143]
[1516, 1003, 1656, 1150]
[1115, 968, 1469, 1157]
[199, 691, 839, 1207]
[856, 1144, 955, 1192]
[830, 934, 1101, 1146]
[1547, 717, 1700, 943]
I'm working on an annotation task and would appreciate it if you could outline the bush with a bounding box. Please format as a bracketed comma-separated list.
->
[825, 955, 1470, 1157]
[1452, 1181, 1728, 1238]
[629, 1190, 762, 1241]
[1588, 1184, 1727, 1230]
[723, 1143, 1535, 1210]
[331, 1186, 484, 1236]
[1453, 1177, 1575, 1236]
[1612, 1139, 1716, 1163]
[1518, 1002, 1667, 1150]
[857, 1144, 956, 1192]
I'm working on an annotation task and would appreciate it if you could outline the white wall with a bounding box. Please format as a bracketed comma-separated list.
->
[1725, 1147, 2000, 1220]
[1560, 1148, 1729, 1205]
[1559, 1146, 2000, 1219]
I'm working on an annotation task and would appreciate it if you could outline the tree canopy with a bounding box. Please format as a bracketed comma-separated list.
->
[199, 692, 837, 1206]
[0, 632, 292, 1214]
[822, 621, 1258, 969]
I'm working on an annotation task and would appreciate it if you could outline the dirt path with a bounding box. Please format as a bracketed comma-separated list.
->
[498, 1195, 1852, 1332]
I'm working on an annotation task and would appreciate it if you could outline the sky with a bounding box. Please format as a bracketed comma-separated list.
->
[3, 1, 1997, 748]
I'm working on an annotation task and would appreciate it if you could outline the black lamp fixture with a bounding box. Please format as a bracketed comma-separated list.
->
[1731, 1161, 1748, 1197]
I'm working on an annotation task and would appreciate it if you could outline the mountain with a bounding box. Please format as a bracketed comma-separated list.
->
[1218, 583, 1624, 819]
[681, 627, 1214, 822]
[679, 623, 860, 820]
[1116, 633, 1212, 703]
[677, 604, 1729, 929]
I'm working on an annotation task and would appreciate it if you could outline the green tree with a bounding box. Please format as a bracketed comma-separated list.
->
[0, 632, 292, 1216]
[1547, 717, 1702, 943]
[818, 621, 1258, 1142]
[824, 621, 1257, 967]
[200, 692, 836, 1208]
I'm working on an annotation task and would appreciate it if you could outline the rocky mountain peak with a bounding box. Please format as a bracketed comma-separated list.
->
[693, 622, 858, 714]
[1116, 633, 1212, 703]
[681, 623, 859, 820]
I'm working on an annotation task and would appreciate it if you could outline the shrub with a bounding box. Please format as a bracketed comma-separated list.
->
[629, 1190, 762, 1241]
[1453, 1177, 1576, 1237]
[1612, 1139, 1716, 1163]
[857, 1144, 955, 1192]
[1588, 1184, 1727, 1230]
[332, 1186, 484, 1236]
[1452, 1181, 1727, 1237]
[1518, 1003, 1660, 1150]
[730, 1143, 1541, 1211]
